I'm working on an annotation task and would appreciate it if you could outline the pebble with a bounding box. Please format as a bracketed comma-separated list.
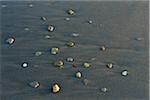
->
[52, 83, 61, 93]
[51, 47, 59, 55]
[29, 81, 40, 88]
[88, 20, 93, 24]
[100, 46, 106, 51]
[101, 87, 108, 92]
[72, 63, 78, 68]
[72, 33, 79, 37]
[67, 9, 75, 15]
[35, 51, 42, 56]
[65, 17, 70, 21]
[6, 37, 15, 45]
[135, 37, 143, 41]
[54, 60, 64, 68]
[66, 57, 74, 62]
[121, 70, 128, 76]
[48, 25, 54, 32]
[45, 35, 52, 39]
[29, 4, 33, 8]
[83, 79, 89, 85]
[22, 62, 28, 68]
[107, 63, 113, 69]
[83, 62, 91, 68]
[75, 71, 82, 78]
[41, 17, 47, 21]
[24, 27, 29, 31]
[1, 5, 7, 8]
[66, 41, 75, 47]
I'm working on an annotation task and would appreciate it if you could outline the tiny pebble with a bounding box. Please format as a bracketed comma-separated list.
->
[29, 4, 33, 8]
[35, 51, 42, 56]
[101, 87, 108, 92]
[83, 79, 89, 85]
[107, 63, 113, 69]
[1, 5, 7, 8]
[45, 35, 51, 39]
[6, 37, 15, 45]
[24, 27, 29, 31]
[135, 37, 143, 41]
[88, 20, 93, 24]
[22, 62, 28, 68]
[51, 47, 59, 55]
[72, 33, 79, 37]
[66, 57, 74, 62]
[66, 41, 75, 47]
[41, 17, 47, 21]
[121, 70, 128, 76]
[72, 63, 78, 68]
[29, 81, 40, 88]
[67, 9, 75, 15]
[100, 46, 106, 51]
[65, 17, 70, 21]
[75, 71, 82, 78]
[48, 25, 54, 32]
[54, 60, 64, 68]
[52, 83, 61, 93]
[83, 62, 91, 68]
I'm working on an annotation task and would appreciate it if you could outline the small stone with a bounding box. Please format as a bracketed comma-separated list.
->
[48, 25, 54, 32]
[24, 27, 29, 31]
[72, 63, 78, 68]
[54, 60, 64, 68]
[101, 87, 108, 92]
[66, 41, 75, 47]
[22, 62, 28, 68]
[51, 47, 59, 55]
[2, 5, 7, 8]
[121, 70, 128, 76]
[67, 9, 75, 15]
[106, 63, 113, 69]
[29, 81, 40, 88]
[6, 37, 15, 45]
[75, 71, 82, 78]
[66, 57, 74, 62]
[100, 46, 106, 51]
[72, 33, 79, 37]
[35, 51, 42, 56]
[83, 62, 91, 68]
[52, 83, 61, 93]
[88, 20, 93, 24]
[45, 35, 51, 39]
[83, 79, 89, 85]
[41, 17, 47, 21]
[29, 4, 33, 8]
[65, 17, 70, 21]
[91, 58, 96, 61]
[135, 37, 143, 41]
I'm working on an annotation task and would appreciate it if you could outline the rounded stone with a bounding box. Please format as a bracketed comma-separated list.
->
[54, 60, 64, 68]
[101, 87, 108, 92]
[52, 83, 61, 93]
[65, 17, 70, 21]
[6, 37, 15, 45]
[67, 9, 75, 15]
[29, 4, 33, 8]
[22, 62, 28, 68]
[107, 63, 113, 69]
[48, 25, 54, 32]
[88, 20, 93, 24]
[51, 47, 59, 55]
[83, 62, 91, 68]
[100, 46, 106, 51]
[66, 57, 74, 62]
[29, 81, 40, 88]
[72, 63, 78, 68]
[35, 51, 42, 56]
[75, 71, 82, 78]
[66, 41, 75, 47]
[24, 27, 29, 31]
[121, 70, 128, 76]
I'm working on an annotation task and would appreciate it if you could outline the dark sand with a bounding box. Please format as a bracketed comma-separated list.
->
[0, 1, 149, 100]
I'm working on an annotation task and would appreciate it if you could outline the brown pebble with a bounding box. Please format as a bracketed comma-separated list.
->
[52, 83, 61, 93]
[72, 63, 78, 68]
[54, 60, 64, 68]
[66, 41, 75, 47]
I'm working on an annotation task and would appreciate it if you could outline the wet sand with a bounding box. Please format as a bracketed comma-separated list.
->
[0, 1, 149, 100]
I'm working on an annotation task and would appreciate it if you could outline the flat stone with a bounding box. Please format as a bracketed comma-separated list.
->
[29, 81, 40, 88]
[6, 37, 15, 45]
[72, 33, 79, 37]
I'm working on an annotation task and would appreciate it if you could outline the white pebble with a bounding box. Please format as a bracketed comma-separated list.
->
[66, 57, 74, 62]
[72, 33, 79, 37]
[65, 17, 70, 21]
[35, 51, 42, 56]
[29, 81, 40, 88]
[121, 70, 128, 76]
[101, 87, 108, 92]
[22, 62, 28, 68]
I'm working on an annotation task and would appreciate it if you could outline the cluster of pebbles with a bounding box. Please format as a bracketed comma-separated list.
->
[6, 8, 130, 94]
